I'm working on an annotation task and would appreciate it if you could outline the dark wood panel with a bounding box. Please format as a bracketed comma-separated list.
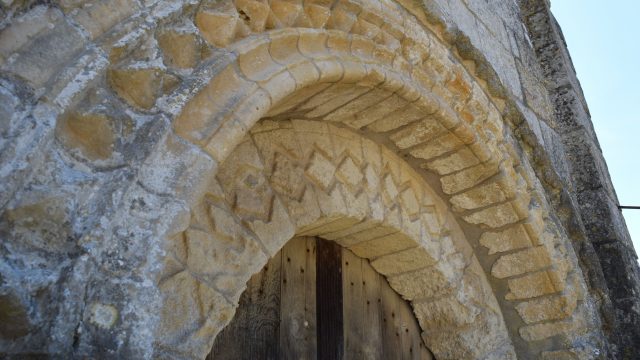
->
[316, 238, 343, 360]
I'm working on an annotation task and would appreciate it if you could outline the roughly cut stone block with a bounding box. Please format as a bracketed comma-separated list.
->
[370, 246, 437, 276]
[506, 270, 558, 300]
[195, 8, 239, 47]
[463, 202, 522, 228]
[108, 67, 164, 109]
[71, 0, 139, 39]
[55, 112, 116, 160]
[491, 246, 551, 279]
[157, 30, 201, 69]
[2, 7, 86, 87]
[479, 225, 533, 255]
[515, 292, 577, 324]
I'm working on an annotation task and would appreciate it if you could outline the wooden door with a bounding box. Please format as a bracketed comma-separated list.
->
[208, 237, 433, 360]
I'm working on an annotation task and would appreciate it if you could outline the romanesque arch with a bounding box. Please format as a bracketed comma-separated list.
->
[0, 0, 609, 358]
[158, 120, 513, 359]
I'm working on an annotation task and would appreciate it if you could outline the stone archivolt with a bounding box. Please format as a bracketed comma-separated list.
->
[153, 1, 597, 358]
[164, 120, 513, 358]
[0, 0, 605, 358]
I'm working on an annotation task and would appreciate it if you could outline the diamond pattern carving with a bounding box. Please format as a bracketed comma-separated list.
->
[400, 187, 420, 217]
[270, 152, 305, 199]
[335, 156, 363, 187]
[305, 150, 336, 190]
[382, 173, 399, 203]
[232, 165, 274, 220]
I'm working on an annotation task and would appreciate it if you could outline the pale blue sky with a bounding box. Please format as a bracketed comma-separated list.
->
[552, 1, 640, 254]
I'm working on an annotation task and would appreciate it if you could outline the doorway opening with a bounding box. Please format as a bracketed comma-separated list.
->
[208, 237, 434, 359]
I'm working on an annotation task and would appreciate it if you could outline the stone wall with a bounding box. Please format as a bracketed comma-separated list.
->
[0, 0, 637, 358]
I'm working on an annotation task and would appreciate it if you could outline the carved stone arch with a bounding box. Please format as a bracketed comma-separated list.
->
[159, 120, 514, 359]
[149, 17, 600, 357]
[0, 0, 606, 358]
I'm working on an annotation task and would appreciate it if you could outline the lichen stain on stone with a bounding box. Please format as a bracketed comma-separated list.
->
[0, 294, 30, 339]
[55, 112, 116, 160]
[3, 196, 73, 253]
[89, 303, 118, 329]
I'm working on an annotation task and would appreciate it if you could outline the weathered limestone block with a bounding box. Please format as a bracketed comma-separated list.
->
[515, 292, 577, 324]
[390, 118, 446, 149]
[440, 160, 501, 195]
[234, 0, 271, 32]
[450, 181, 508, 211]
[174, 65, 258, 144]
[0, 6, 56, 63]
[304, 150, 337, 190]
[157, 30, 202, 69]
[195, 4, 239, 48]
[138, 132, 216, 204]
[55, 112, 116, 160]
[268, 0, 303, 28]
[247, 197, 297, 255]
[1, 6, 86, 87]
[158, 271, 234, 356]
[348, 230, 415, 259]
[236, 37, 283, 82]
[325, 88, 395, 124]
[423, 326, 516, 360]
[370, 246, 437, 276]
[414, 295, 480, 329]
[479, 225, 534, 255]
[410, 133, 464, 161]
[70, 0, 139, 40]
[491, 246, 551, 279]
[303, 3, 331, 28]
[463, 201, 523, 228]
[388, 265, 456, 300]
[187, 201, 268, 294]
[304, 85, 371, 118]
[107, 67, 173, 110]
[506, 270, 559, 300]
[519, 318, 584, 342]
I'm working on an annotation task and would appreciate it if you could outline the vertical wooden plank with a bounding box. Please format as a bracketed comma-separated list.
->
[380, 275, 403, 360]
[210, 250, 282, 359]
[360, 258, 384, 359]
[396, 294, 412, 360]
[399, 301, 422, 360]
[304, 237, 318, 360]
[280, 237, 314, 359]
[316, 238, 343, 360]
[342, 248, 365, 359]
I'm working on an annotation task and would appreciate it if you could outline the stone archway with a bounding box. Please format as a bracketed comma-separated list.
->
[144, 16, 600, 357]
[0, 0, 607, 358]
[157, 120, 514, 359]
